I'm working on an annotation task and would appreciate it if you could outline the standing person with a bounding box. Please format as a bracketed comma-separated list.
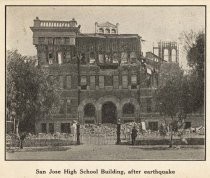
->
[19, 132, 27, 149]
[71, 121, 77, 142]
[131, 126, 138, 145]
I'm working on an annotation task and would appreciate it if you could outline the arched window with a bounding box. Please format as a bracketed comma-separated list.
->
[163, 49, 169, 62]
[123, 103, 135, 116]
[84, 103, 96, 117]
[99, 28, 104, 33]
[111, 29, 116, 34]
[171, 49, 176, 62]
[105, 28, 110, 34]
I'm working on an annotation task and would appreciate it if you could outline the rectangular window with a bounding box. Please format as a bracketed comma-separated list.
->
[104, 75, 113, 86]
[85, 120, 95, 124]
[81, 76, 87, 90]
[122, 75, 128, 88]
[61, 38, 65, 45]
[48, 38, 53, 44]
[131, 75, 137, 89]
[71, 99, 78, 106]
[48, 53, 53, 65]
[147, 98, 152, 113]
[39, 37, 45, 43]
[113, 75, 119, 89]
[64, 37, 70, 44]
[59, 100, 65, 114]
[98, 54, 104, 63]
[48, 53, 53, 59]
[55, 37, 61, 45]
[99, 76, 104, 88]
[121, 52, 128, 64]
[64, 51, 71, 63]
[58, 52, 63, 64]
[59, 76, 64, 89]
[40, 51, 46, 59]
[90, 76, 96, 90]
[66, 99, 71, 114]
[61, 123, 71, 133]
[49, 123, 54, 134]
[66, 75, 71, 89]
[70, 38, 75, 45]
[148, 122, 158, 131]
[41, 123, 47, 133]
[184, 122, 191, 129]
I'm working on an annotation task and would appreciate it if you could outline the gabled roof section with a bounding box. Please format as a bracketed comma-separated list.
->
[97, 21, 117, 28]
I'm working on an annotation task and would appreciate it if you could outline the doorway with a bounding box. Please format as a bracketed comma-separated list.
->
[102, 101, 117, 124]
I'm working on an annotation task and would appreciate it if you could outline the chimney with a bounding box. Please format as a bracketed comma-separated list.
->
[34, 17, 41, 27]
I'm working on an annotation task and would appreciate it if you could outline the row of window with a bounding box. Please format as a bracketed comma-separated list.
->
[46, 51, 137, 65]
[163, 49, 177, 62]
[98, 28, 116, 34]
[50, 75, 138, 90]
[59, 99, 77, 114]
[49, 75, 72, 89]
[47, 51, 76, 65]
[39, 37, 75, 45]
[77, 38, 138, 52]
[81, 75, 138, 90]
[41, 123, 71, 134]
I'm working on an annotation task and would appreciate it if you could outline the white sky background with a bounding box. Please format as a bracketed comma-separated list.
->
[6, 6, 205, 69]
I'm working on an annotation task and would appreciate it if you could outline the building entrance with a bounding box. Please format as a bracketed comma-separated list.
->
[102, 101, 117, 124]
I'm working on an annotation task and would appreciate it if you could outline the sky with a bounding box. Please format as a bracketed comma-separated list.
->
[6, 6, 205, 68]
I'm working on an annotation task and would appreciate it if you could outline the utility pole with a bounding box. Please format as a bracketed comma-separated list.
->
[76, 45, 81, 145]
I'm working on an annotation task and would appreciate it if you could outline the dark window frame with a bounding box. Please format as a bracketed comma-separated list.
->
[80, 76, 87, 90]
[146, 98, 152, 113]
[61, 123, 71, 133]
[41, 123, 47, 133]
[148, 121, 158, 131]
[49, 123, 54, 134]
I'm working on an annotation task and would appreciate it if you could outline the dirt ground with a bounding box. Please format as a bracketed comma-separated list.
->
[6, 144, 205, 161]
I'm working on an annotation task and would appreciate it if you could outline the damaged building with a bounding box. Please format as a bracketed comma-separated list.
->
[30, 17, 202, 134]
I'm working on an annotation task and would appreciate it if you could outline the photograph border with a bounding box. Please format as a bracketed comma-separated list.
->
[4, 4, 207, 162]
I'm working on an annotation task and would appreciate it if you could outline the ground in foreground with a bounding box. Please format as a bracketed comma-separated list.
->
[6, 145, 205, 161]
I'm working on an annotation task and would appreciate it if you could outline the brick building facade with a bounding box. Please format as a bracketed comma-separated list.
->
[30, 17, 203, 134]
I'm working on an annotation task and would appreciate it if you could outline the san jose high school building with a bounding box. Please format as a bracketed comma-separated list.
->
[30, 17, 203, 134]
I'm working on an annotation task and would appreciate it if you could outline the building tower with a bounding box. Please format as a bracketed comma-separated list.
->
[153, 41, 179, 63]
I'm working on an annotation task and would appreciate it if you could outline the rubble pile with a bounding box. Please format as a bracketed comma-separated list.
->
[80, 124, 117, 136]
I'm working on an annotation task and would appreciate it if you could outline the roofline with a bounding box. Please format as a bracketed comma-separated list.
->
[77, 33, 142, 38]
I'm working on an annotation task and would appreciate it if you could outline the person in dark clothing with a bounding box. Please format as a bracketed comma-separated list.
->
[131, 126, 138, 145]
[19, 132, 27, 149]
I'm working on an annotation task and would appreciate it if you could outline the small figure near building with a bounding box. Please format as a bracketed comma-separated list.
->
[131, 126, 138, 145]
[71, 120, 77, 142]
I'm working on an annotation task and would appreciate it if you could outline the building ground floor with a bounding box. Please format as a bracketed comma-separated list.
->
[35, 96, 204, 134]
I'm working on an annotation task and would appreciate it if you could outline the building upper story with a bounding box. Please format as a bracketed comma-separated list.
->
[30, 17, 158, 94]
[30, 17, 142, 68]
